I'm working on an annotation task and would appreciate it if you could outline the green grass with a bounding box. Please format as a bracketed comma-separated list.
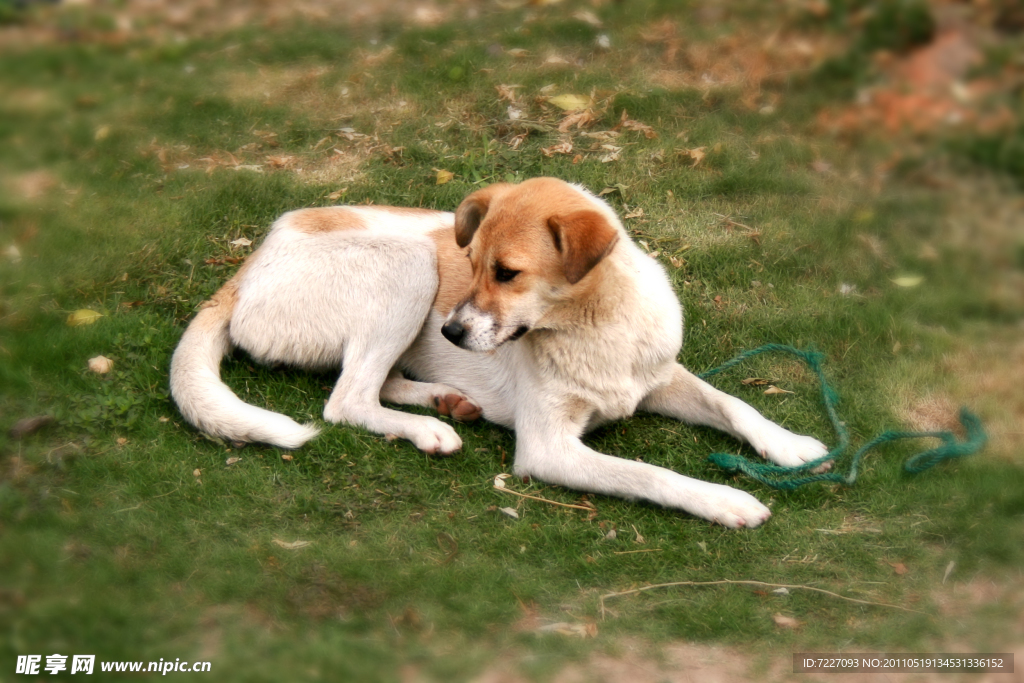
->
[2, 1, 1023, 680]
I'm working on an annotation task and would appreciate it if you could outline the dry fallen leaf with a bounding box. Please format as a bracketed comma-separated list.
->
[764, 386, 795, 395]
[225, 457, 242, 466]
[67, 309, 103, 327]
[572, 9, 602, 27]
[281, 454, 294, 461]
[435, 168, 454, 185]
[943, 560, 956, 584]
[683, 146, 707, 167]
[272, 538, 311, 550]
[599, 145, 622, 163]
[541, 141, 573, 157]
[94, 125, 111, 141]
[88, 355, 114, 374]
[493, 473, 512, 489]
[772, 613, 802, 629]
[499, 506, 519, 519]
[192, 469, 201, 477]
[888, 561, 908, 575]
[327, 188, 347, 201]
[496, 84, 521, 102]
[741, 378, 772, 386]
[558, 109, 596, 132]
[229, 237, 252, 248]
[535, 622, 598, 638]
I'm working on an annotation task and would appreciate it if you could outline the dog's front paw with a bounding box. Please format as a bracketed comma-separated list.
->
[700, 485, 772, 529]
[433, 393, 482, 422]
[749, 423, 830, 470]
[406, 418, 463, 455]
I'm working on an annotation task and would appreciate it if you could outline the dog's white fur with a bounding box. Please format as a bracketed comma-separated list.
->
[171, 178, 828, 528]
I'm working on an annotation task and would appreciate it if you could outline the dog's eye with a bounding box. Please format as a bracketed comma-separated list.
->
[494, 264, 520, 283]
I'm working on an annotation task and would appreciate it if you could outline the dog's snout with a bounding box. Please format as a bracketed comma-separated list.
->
[441, 320, 466, 347]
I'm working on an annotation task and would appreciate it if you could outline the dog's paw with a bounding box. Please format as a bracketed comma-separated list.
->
[433, 393, 482, 422]
[406, 418, 463, 455]
[749, 423, 830, 470]
[701, 485, 772, 529]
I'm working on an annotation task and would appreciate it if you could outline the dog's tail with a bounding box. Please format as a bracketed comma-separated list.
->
[170, 285, 320, 450]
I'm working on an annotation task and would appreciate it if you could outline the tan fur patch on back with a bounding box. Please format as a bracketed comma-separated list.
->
[286, 207, 367, 234]
[368, 206, 450, 219]
[429, 227, 472, 316]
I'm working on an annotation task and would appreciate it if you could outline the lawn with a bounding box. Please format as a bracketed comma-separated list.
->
[1, 0, 1023, 680]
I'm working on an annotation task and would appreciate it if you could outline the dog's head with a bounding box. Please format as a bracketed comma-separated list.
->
[441, 178, 621, 351]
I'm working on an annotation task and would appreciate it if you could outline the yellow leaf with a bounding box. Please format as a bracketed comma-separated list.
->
[890, 275, 924, 288]
[548, 94, 590, 111]
[435, 168, 454, 185]
[67, 309, 103, 327]
[764, 385, 795, 395]
[272, 538, 311, 550]
[94, 125, 111, 141]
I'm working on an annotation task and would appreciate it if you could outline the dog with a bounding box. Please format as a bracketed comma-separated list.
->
[170, 177, 828, 528]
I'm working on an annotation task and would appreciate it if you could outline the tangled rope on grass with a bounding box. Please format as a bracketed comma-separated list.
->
[698, 344, 987, 490]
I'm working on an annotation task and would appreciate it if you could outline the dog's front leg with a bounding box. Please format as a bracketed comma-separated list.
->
[512, 406, 771, 528]
[640, 364, 829, 468]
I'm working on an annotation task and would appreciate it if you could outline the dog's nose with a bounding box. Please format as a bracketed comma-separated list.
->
[441, 320, 466, 347]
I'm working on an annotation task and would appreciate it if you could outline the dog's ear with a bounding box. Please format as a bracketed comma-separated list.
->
[548, 210, 620, 285]
[454, 184, 507, 248]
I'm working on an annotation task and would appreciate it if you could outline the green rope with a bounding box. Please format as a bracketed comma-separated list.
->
[697, 345, 987, 490]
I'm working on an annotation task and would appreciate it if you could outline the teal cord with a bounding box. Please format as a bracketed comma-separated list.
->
[698, 345, 987, 490]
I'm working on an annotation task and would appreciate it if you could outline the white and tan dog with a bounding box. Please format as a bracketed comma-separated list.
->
[170, 177, 828, 527]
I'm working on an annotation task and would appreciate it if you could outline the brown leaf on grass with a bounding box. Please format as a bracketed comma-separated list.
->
[558, 109, 597, 132]
[496, 84, 522, 102]
[507, 133, 529, 150]
[888, 561, 908, 576]
[599, 145, 621, 163]
[622, 119, 658, 139]
[772, 613, 802, 629]
[682, 146, 707, 167]
[252, 130, 280, 147]
[272, 538, 311, 550]
[540, 141, 573, 157]
[434, 168, 454, 185]
[764, 386, 794, 395]
[265, 155, 296, 169]
[617, 110, 658, 139]
[742, 378, 772, 386]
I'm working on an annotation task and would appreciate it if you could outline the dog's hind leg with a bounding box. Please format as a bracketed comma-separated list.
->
[379, 371, 482, 422]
